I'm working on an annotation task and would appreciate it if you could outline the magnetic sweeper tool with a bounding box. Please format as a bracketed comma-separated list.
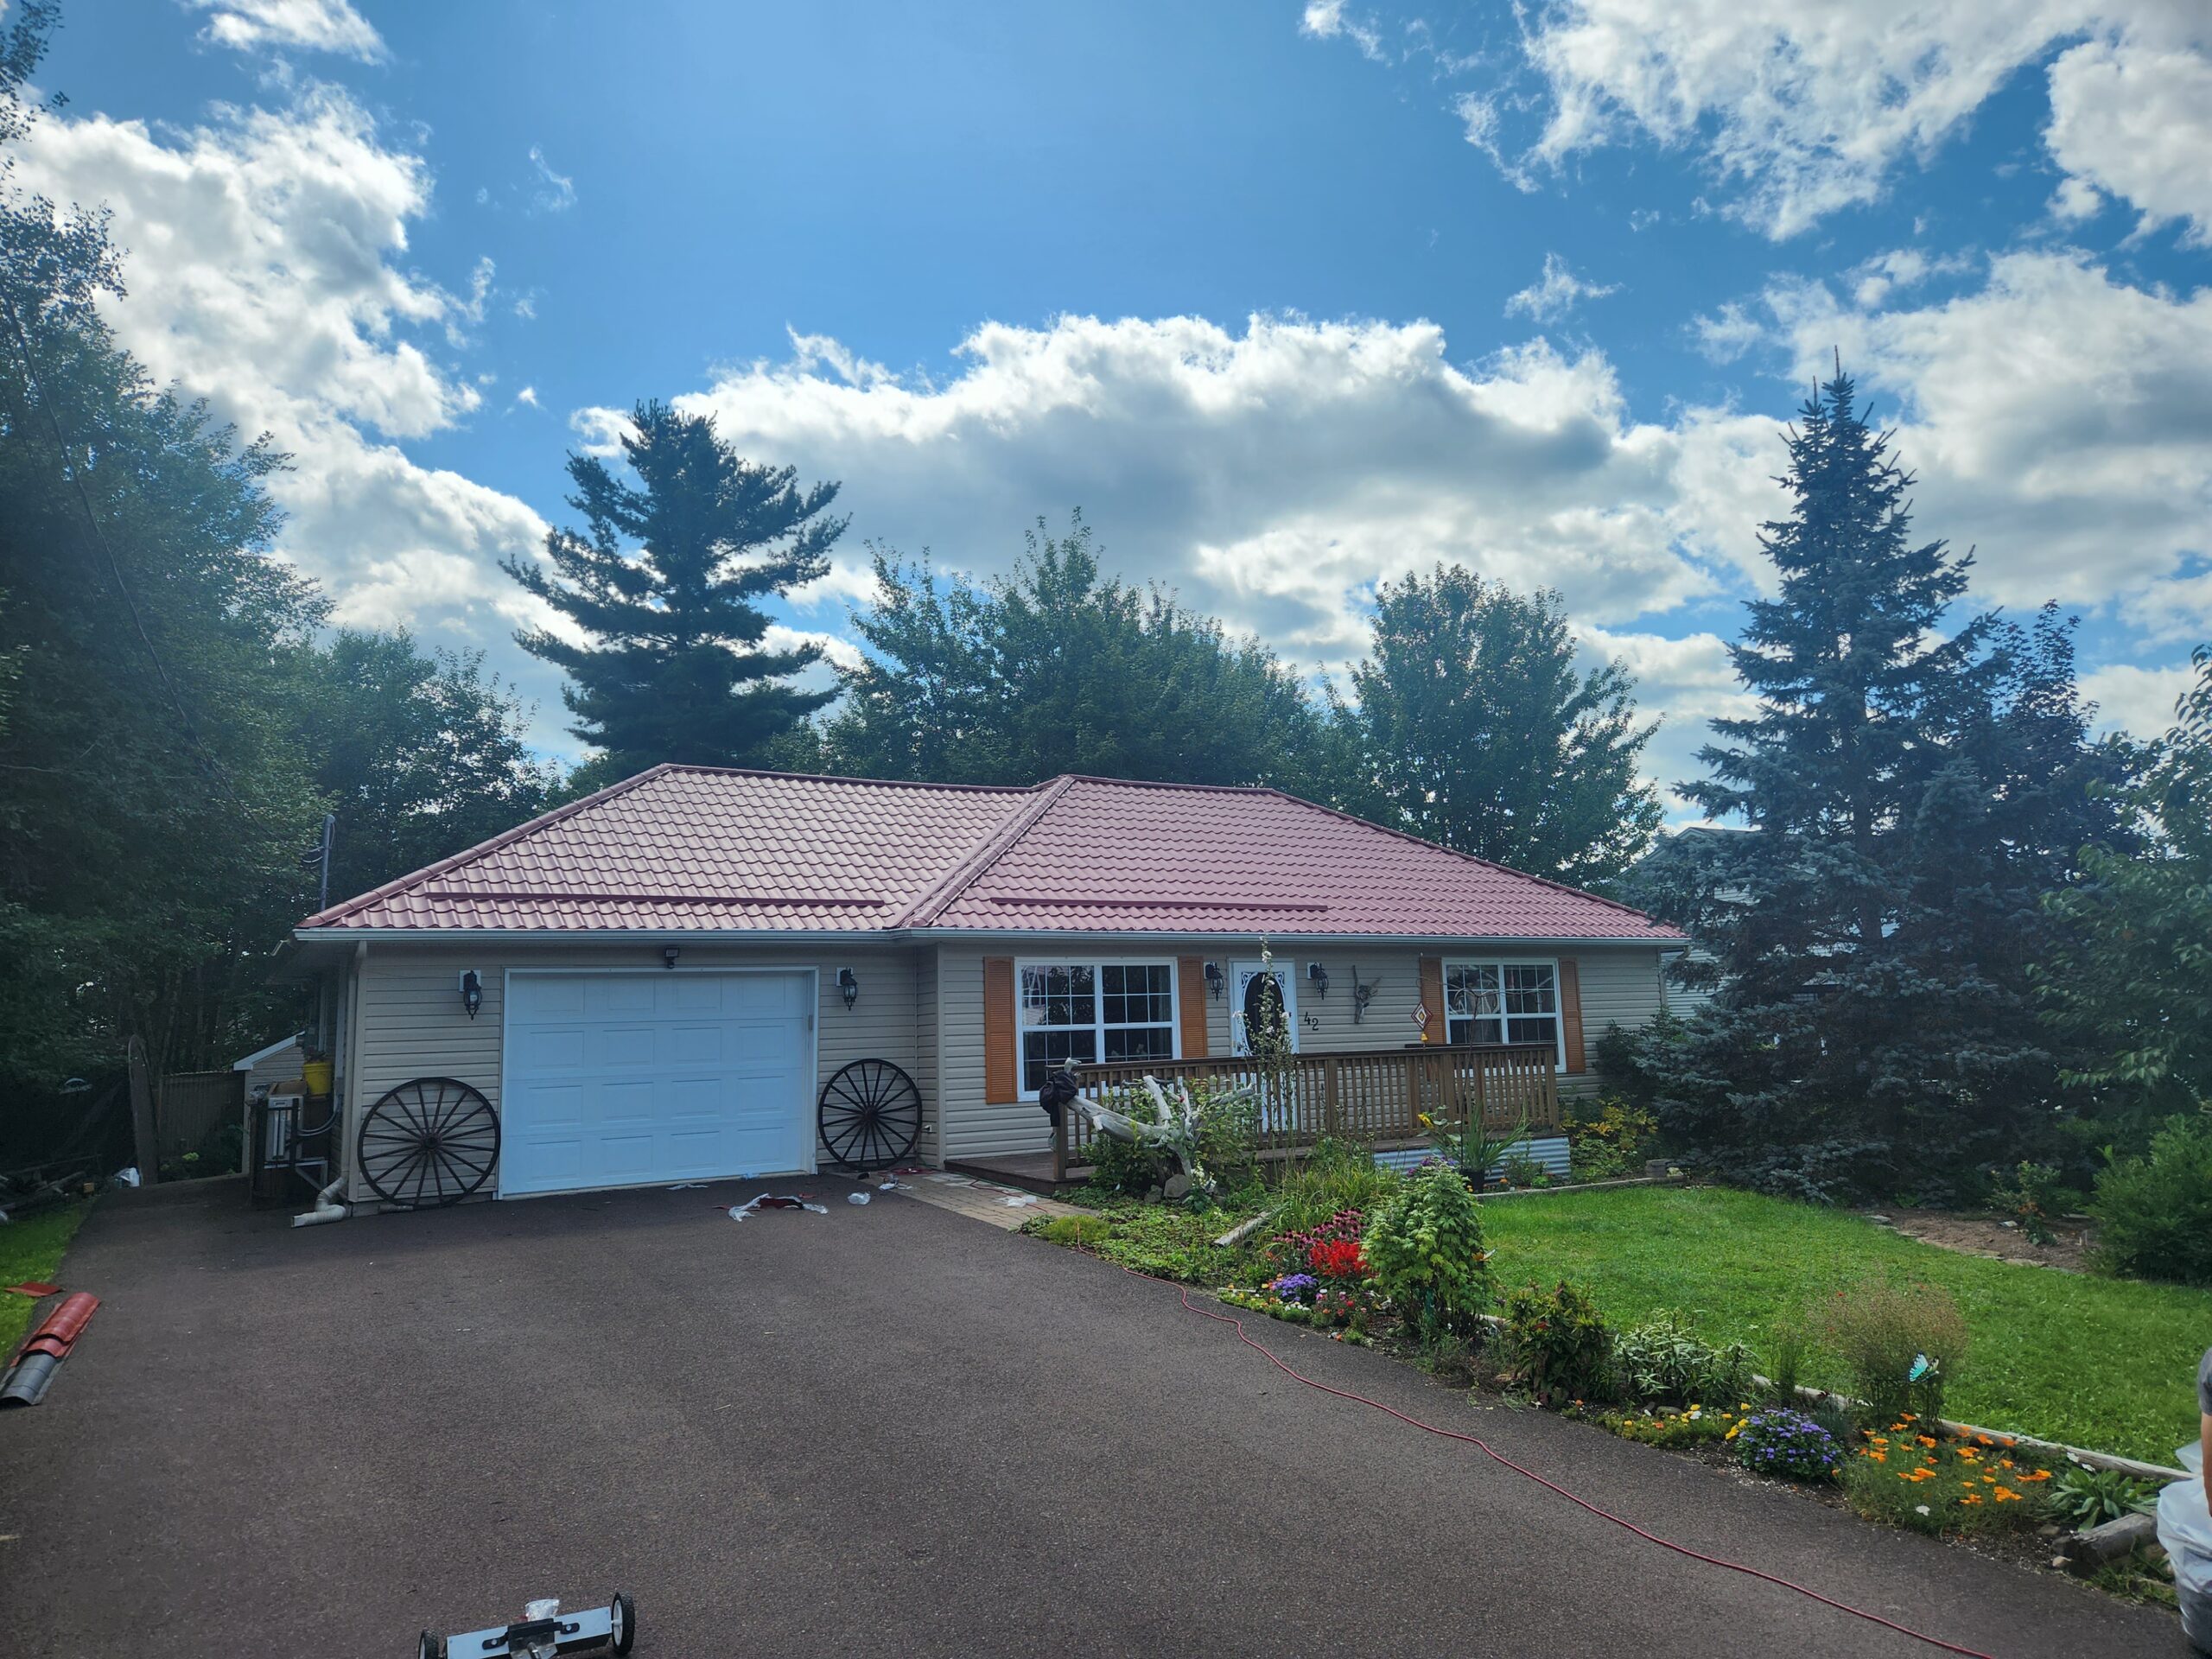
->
[420, 1592, 635, 1659]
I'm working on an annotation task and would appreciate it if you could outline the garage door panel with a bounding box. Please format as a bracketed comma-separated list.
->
[525, 978, 589, 1018]
[500, 972, 814, 1198]
[664, 1023, 725, 1065]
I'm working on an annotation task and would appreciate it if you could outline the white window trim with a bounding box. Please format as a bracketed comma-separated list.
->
[1014, 957, 1181, 1100]
[1441, 957, 1566, 1072]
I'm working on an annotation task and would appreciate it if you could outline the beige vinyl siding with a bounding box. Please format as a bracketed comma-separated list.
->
[934, 944, 1042, 1159]
[1561, 946, 1667, 1103]
[930, 938, 1669, 1160]
[915, 947, 939, 1164]
[344, 941, 925, 1203]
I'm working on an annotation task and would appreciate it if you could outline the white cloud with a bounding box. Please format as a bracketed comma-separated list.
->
[185, 0, 386, 62]
[1504, 251, 1619, 323]
[1737, 248, 2212, 637]
[513, 385, 540, 409]
[2045, 32, 2212, 246]
[2081, 662, 2195, 741]
[1577, 626, 1754, 810]
[639, 314, 1782, 669]
[1300, 2, 1387, 65]
[527, 144, 575, 214]
[1311, 4, 2212, 241]
[16, 84, 554, 701]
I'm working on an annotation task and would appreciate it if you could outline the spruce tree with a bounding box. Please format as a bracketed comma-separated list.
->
[1636, 369, 2131, 1200]
[505, 401, 842, 779]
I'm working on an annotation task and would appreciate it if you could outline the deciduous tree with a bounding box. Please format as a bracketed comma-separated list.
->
[1331, 565, 1661, 887]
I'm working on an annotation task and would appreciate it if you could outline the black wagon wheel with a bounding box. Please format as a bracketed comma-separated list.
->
[358, 1077, 499, 1209]
[817, 1059, 922, 1174]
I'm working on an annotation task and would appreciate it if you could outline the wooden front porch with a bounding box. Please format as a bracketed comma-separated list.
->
[949, 1043, 1562, 1196]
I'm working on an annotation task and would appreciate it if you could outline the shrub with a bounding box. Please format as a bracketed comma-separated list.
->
[1361, 1162, 1491, 1347]
[1566, 1095, 1658, 1183]
[1730, 1408, 1841, 1483]
[1987, 1160, 2069, 1246]
[1824, 1278, 1967, 1426]
[1614, 1310, 1755, 1406]
[2089, 1111, 2212, 1287]
[2049, 1466, 2160, 1530]
[1497, 1150, 1549, 1189]
[1501, 1280, 1615, 1404]
[1842, 1423, 2053, 1536]
[1194, 1080, 1260, 1184]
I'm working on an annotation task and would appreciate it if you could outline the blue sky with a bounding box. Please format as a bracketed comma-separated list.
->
[24, 1, 2212, 809]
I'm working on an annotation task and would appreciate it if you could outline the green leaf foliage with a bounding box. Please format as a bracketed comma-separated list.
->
[806, 513, 1341, 791]
[1360, 1161, 1491, 1347]
[2088, 1110, 2212, 1287]
[1619, 370, 2137, 1200]
[1332, 564, 1662, 887]
[505, 399, 842, 779]
[2039, 645, 2212, 1135]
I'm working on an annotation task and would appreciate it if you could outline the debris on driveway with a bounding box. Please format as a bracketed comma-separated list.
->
[726, 1194, 827, 1221]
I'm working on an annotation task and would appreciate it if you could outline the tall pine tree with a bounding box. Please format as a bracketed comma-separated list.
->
[505, 401, 842, 781]
[1632, 369, 2132, 1200]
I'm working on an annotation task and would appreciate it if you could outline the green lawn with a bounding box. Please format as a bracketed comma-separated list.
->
[1482, 1185, 2211, 1465]
[0, 1203, 89, 1352]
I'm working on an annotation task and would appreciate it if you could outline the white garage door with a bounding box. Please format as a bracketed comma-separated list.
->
[500, 971, 814, 1198]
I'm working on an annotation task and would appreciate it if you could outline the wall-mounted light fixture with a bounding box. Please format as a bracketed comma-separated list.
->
[459, 969, 484, 1020]
[1203, 962, 1224, 1001]
[663, 945, 681, 970]
[836, 968, 859, 1009]
[1306, 962, 1330, 996]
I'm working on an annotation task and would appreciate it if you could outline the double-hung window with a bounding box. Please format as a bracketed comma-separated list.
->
[1018, 961, 1177, 1095]
[1443, 960, 1563, 1067]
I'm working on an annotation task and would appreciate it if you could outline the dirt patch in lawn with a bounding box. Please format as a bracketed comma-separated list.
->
[1867, 1207, 2094, 1273]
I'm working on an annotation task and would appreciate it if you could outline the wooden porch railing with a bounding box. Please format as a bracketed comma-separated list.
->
[1051, 1044, 1561, 1183]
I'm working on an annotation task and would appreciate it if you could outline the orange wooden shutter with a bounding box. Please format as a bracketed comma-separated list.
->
[1417, 956, 1445, 1044]
[1177, 957, 1209, 1058]
[1558, 957, 1586, 1073]
[982, 957, 1018, 1103]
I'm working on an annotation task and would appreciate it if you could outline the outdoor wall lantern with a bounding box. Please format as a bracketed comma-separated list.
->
[1204, 961, 1224, 1000]
[1306, 962, 1330, 996]
[663, 945, 681, 970]
[837, 968, 860, 1009]
[458, 969, 483, 1020]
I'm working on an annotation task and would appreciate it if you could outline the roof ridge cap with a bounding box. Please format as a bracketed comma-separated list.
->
[298, 764, 678, 929]
[653, 763, 1035, 795]
[893, 774, 1077, 929]
[1255, 785, 1669, 926]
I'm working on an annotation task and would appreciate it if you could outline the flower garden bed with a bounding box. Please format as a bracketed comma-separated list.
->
[1021, 1156, 2190, 1621]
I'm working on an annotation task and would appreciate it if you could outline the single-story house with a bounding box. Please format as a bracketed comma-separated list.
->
[286, 766, 1688, 1205]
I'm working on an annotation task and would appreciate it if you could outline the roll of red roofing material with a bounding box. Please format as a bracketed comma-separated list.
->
[32, 1292, 99, 1351]
[0, 1291, 99, 1408]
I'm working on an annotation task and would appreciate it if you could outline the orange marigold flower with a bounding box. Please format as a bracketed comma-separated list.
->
[1917, 1436, 1937, 1447]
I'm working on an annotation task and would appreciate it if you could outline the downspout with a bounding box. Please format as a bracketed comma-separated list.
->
[293, 941, 365, 1228]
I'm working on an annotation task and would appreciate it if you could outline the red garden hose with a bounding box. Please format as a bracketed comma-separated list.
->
[1163, 1277, 2000, 1659]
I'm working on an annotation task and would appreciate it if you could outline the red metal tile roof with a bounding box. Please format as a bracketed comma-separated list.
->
[298, 766, 1684, 942]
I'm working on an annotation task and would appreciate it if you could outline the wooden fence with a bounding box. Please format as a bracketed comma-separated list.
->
[1052, 1043, 1560, 1181]
[156, 1069, 245, 1163]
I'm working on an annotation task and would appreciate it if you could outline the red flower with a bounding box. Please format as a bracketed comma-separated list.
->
[1310, 1238, 1367, 1280]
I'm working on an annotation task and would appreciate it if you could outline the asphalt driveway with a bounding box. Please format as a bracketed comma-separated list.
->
[0, 1178, 2175, 1656]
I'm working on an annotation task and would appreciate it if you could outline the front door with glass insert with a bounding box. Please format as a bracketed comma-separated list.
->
[1230, 960, 1297, 1057]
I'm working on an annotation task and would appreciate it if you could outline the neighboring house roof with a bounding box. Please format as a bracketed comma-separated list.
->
[296, 765, 1686, 943]
[232, 1030, 307, 1071]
